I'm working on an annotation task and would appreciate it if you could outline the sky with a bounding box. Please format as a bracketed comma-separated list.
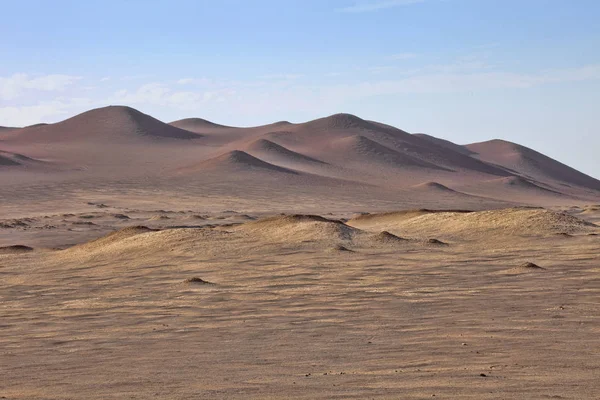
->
[1, 0, 599, 177]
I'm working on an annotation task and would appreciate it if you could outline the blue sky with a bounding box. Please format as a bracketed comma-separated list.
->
[1, 0, 599, 177]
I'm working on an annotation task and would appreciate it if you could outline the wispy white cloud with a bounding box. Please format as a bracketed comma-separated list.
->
[0, 73, 81, 100]
[367, 65, 399, 74]
[176, 77, 212, 86]
[318, 64, 600, 100]
[389, 52, 418, 60]
[338, 0, 425, 13]
[259, 73, 304, 80]
[120, 74, 154, 81]
[100, 64, 600, 123]
[0, 97, 93, 127]
[110, 82, 238, 110]
[3, 63, 600, 127]
[99, 77, 111, 82]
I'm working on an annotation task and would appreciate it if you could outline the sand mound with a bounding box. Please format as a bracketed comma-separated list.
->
[504, 262, 546, 274]
[239, 214, 360, 242]
[555, 232, 573, 237]
[181, 150, 298, 174]
[57, 226, 234, 261]
[372, 231, 408, 244]
[425, 238, 448, 246]
[185, 215, 206, 220]
[349, 208, 595, 238]
[149, 215, 170, 220]
[412, 181, 457, 192]
[0, 245, 34, 254]
[245, 139, 327, 165]
[66, 226, 158, 253]
[9, 106, 201, 143]
[225, 214, 255, 221]
[328, 244, 354, 252]
[349, 209, 471, 225]
[184, 277, 214, 285]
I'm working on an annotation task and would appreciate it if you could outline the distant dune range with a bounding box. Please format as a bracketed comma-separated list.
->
[1, 105, 599, 211]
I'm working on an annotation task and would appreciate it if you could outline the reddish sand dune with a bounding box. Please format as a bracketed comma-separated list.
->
[179, 150, 298, 174]
[0, 150, 44, 167]
[488, 176, 563, 194]
[0, 106, 598, 210]
[4, 106, 201, 144]
[169, 117, 231, 132]
[329, 135, 446, 170]
[467, 139, 600, 191]
[244, 138, 327, 166]
[303, 117, 508, 176]
[455, 175, 575, 205]
[410, 181, 497, 204]
[412, 181, 458, 192]
[304, 113, 373, 131]
[413, 133, 474, 156]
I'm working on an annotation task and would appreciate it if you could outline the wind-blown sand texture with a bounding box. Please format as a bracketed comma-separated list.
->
[1, 205, 600, 399]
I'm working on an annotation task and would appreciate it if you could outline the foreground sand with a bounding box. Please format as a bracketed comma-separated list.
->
[2, 206, 600, 399]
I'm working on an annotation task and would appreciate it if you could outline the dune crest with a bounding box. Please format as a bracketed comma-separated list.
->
[6, 106, 201, 143]
[169, 117, 231, 132]
[239, 214, 359, 242]
[245, 138, 327, 165]
[180, 150, 298, 174]
[0, 150, 45, 167]
[467, 139, 600, 191]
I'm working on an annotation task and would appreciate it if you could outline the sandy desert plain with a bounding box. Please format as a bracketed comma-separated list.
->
[1, 106, 600, 399]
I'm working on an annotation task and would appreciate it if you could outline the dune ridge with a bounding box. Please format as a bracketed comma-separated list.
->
[179, 150, 299, 174]
[467, 139, 600, 191]
[5, 106, 201, 143]
[1, 106, 598, 209]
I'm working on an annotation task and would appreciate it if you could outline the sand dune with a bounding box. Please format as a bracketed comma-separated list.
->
[179, 150, 299, 174]
[412, 181, 458, 192]
[238, 214, 358, 242]
[244, 138, 328, 166]
[348, 207, 596, 240]
[0, 106, 598, 212]
[503, 261, 546, 274]
[4, 105, 201, 144]
[67, 225, 157, 251]
[330, 135, 446, 170]
[483, 176, 566, 195]
[0, 150, 44, 167]
[169, 117, 231, 131]
[413, 133, 475, 156]
[467, 139, 600, 191]
[304, 113, 371, 131]
[0, 244, 34, 254]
